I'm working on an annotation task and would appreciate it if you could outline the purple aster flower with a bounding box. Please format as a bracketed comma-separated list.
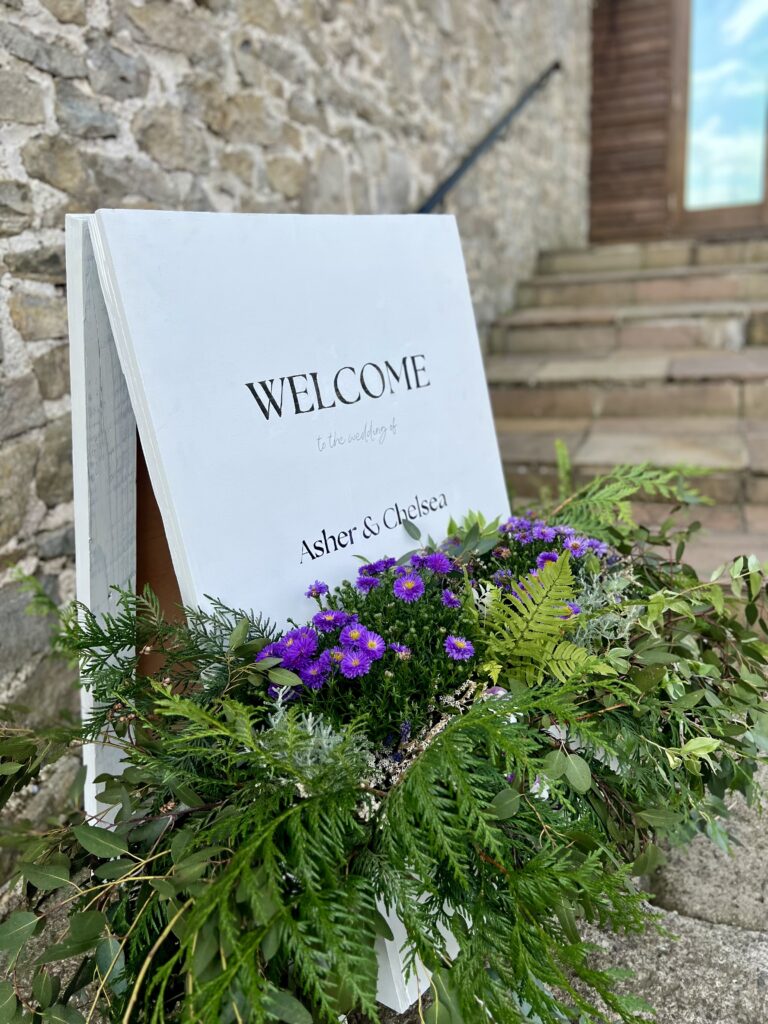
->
[536, 550, 559, 571]
[491, 568, 515, 592]
[340, 621, 365, 646]
[531, 522, 558, 543]
[556, 525, 576, 538]
[339, 646, 372, 679]
[360, 628, 386, 660]
[299, 659, 329, 689]
[389, 642, 411, 660]
[409, 553, 427, 568]
[500, 515, 532, 536]
[441, 588, 461, 609]
[355, 575, 380, 593]
[492, 546, 511, 559]
[444, 635, 475, 661]
[277, 627, 318, 666]
[424, 552, 454, 574]
[312, 609, 350, 633]
[394, 564, 418, 577]
[360, 557, 397, 576]
[563, 536, 587, 558]
[585, 538, 610, 558]
[393, 574, 425, 603]
[505, 771, 516, 783]
[566, 601, 581, 616]
[305, 580, 329, 599]
[325, 646, 345, 667]
[255, 642, 279, 662]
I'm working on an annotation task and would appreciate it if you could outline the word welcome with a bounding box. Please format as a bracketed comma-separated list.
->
[299, 491, 448, 563]
[246, 354, 430, 421]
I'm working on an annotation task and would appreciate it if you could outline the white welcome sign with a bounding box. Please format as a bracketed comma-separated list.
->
[66, 210, 509, 1011]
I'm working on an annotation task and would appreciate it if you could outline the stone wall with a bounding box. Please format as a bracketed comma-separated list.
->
[0, 0, 591, 824]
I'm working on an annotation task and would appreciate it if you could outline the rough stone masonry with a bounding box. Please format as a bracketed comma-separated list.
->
[0, 0, 590, 838]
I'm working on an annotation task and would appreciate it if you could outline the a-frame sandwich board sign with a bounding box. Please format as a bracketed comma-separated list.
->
[66, 209, 509, 1012]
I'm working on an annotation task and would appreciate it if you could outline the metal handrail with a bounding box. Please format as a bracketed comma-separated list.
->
[416, 60, 562, 214]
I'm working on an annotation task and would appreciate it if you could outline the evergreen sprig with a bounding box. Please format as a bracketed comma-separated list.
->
[0, 464, 766, 1024]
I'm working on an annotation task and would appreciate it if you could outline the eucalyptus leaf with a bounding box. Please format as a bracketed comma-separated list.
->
[542, 748, 568, 779]
[72, 824, 129, 859]
[565, 754, 592, 794]
[41, 1005, 85, 1024]
[0, 981, 17, 1024]
[0, 912, 39, 960]
[490, 788, 520, 819]
[263, 987, 312, 1024]
[20, 857, 71, 892]
[95, 937, 128, 996]
[402, 519, 421, 541]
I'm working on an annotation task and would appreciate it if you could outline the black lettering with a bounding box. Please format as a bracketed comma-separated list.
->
[245, 378, 286, 420]
[410, 354, 431, 389]
[384, 357, 412, 393]
[363, 515, 380, 539]
[310, 371, 337, 411]
[360, 362, 386, 399]
[287, 374, 315, 415]
[300, 540, 316, 563]
[334, 366, 361, 405]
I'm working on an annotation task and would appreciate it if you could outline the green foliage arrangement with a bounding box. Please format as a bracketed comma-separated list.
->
[1, 460, 767, 1024]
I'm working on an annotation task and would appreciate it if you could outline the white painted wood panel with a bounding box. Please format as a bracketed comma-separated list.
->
[66, 215, 135, 815]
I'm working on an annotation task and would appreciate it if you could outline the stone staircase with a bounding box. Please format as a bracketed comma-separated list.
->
[488, 238, 768, 575]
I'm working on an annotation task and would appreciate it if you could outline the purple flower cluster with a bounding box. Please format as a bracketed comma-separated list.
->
[499, 515, 610, 559]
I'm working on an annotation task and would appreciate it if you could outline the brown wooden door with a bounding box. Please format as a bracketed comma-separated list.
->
[668, 0, 768, 236]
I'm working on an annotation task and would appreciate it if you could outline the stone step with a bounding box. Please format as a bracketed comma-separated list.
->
[489, 302, 768, 356]
[486, 349, 768, 422]
[538, 237, 768, 276]
[649, 766, 768, 934]
[583, 911, 768, 1024]
[516, 263, 768, 309]
[494, 415, 768, 521]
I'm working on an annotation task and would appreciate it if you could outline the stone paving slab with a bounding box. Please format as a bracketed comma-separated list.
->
[651, 770, 768, 933]
[536, 352, 671, 384]
[538, 238, 768, 275]
[486, 349, 768, 388]
[530, 260, 768, 286]
[583, 911, 768, 1024]
[573, 430, 748, 471]
[669, 349, 768, 381]
[498, 300, 768, 327]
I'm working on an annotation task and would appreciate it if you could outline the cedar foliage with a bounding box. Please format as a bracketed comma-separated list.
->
[0, 461, 767, 1024]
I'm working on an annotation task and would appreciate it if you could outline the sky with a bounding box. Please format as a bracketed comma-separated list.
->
[685, 0, 768, 210]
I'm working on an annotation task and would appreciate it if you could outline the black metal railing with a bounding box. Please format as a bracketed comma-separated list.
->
[417, 60, 562, 214]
